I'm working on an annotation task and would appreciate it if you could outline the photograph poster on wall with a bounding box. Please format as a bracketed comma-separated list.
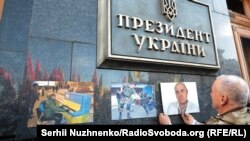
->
[27, 81, 94, 127]
[111, 82, 157, 120]
[160, 82, 200, 115]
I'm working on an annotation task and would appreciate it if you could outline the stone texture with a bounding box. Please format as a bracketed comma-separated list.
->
[0, 51, 25, 137]
[211, 12, 241, 75]
[28, 37, 72, 81]
[30, 0, 97, 44]
[0, 51, 25, 84]
[0, 0, 33, 52]
[71, 43, 96, 82]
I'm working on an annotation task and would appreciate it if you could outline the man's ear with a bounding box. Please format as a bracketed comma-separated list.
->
[220, 95, 228, 106]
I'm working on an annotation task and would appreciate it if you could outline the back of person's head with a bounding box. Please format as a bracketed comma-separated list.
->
[217, 75, 249, 107]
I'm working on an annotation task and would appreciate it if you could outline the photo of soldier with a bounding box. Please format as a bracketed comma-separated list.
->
[111, 83, 157, 120]
[141, 94, 155, 116]
[118, 83, 136, 119]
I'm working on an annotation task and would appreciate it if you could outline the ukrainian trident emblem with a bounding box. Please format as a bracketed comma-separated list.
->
[161, 0, 177, 21]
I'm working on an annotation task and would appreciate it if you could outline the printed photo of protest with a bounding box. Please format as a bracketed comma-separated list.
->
[111, 83, 156, 120]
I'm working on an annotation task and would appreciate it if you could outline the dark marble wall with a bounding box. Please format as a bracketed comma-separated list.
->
[0, 0, 33, 139]
[0, 0, 241, 140]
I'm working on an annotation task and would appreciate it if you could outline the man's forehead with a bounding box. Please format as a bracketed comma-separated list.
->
[175, 83, 186, 89]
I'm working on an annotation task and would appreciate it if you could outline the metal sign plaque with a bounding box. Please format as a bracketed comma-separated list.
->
[97, 0, 220, 69]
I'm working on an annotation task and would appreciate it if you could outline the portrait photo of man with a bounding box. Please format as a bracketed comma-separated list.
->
[160, 82, 200, 115]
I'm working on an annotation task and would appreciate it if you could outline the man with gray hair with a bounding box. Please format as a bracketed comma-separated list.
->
[160, 75, 250, 125]
[167, 82, 199, 115]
